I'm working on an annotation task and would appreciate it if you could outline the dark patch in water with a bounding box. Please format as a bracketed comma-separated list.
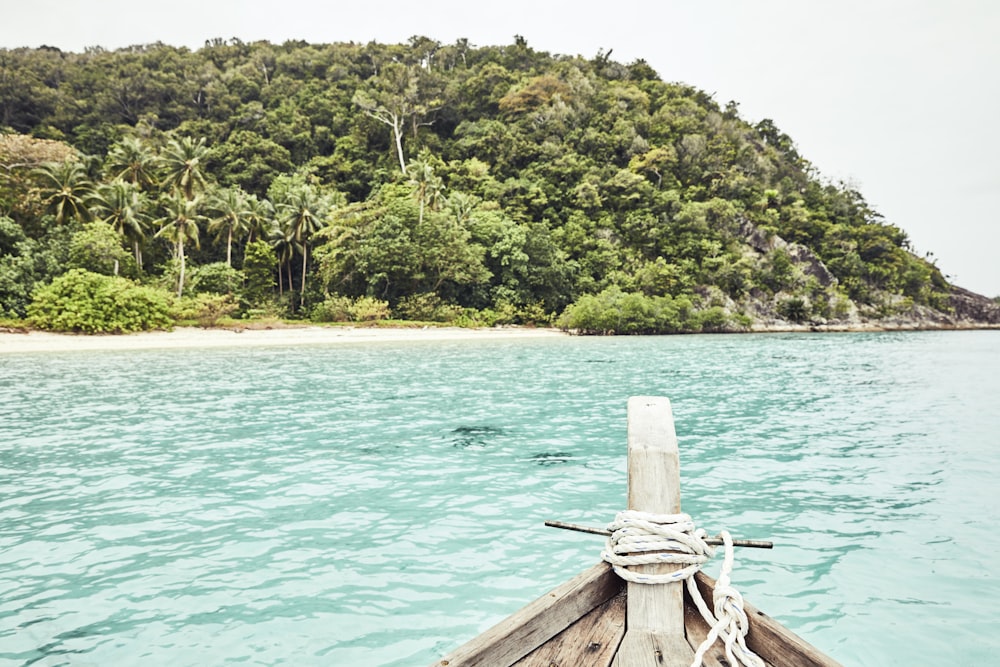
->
[583, 359, 616, 364]
[529, 452, 573, 466]
[451, 425, 506, 448]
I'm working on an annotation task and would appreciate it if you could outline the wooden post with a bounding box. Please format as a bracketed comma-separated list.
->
[611, 396, 696, 667]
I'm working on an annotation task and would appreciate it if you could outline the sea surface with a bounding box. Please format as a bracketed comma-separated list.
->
[1, 331, 998, 666]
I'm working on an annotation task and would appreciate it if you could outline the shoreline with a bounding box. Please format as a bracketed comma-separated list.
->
[0, 325, 568, 354]
[3, 320, 998, 354]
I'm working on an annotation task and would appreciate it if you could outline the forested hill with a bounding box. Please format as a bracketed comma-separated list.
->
[2, 37, 997, 333]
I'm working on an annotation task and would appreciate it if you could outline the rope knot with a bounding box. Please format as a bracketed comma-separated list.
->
[601, 511, 766, 667]
[600, 510, 714, 584]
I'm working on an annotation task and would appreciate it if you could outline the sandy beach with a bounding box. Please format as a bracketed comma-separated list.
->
[0, 325, 567, 354]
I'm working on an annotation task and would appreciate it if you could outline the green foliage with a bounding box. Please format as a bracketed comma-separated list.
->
[190, 262, 243, 295]
[67, 221, 137, 278]
[776, 296, 809, 322]
[170, 292, 239, 326]
[28, 269, 172, 333]
[310, 294, 353, 322]
[241, 240, 277, 307]
[696, 306, 733, 332]
[558, 287, 702, 334]
[0, 218, 71, 317]
[316, 184, 488, 304]
[348, 296, 390, 322]
[206, 130, 294, 197]
[310, 294, 391, 323]
[393, 292, 463, 322]
[0, 39, 967, 327]
[757, 247, 796, 293]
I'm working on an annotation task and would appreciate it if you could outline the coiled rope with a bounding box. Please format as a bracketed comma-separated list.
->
[601, 510, 766, 667]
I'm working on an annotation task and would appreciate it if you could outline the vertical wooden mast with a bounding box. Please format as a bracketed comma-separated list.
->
[611, 396, 696, 666]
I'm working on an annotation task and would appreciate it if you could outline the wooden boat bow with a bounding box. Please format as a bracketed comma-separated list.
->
[431, 397, 842, 667]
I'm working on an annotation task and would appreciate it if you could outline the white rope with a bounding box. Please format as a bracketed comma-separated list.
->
[600, 510, 766, 667]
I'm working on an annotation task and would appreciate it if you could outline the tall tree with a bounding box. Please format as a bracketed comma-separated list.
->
[32, 160, 95, 226]
[353, 63, 440, 174]
[276, 184, 329, 308]
[105, 136, 158, 191]
[206, 185, 252, 267]
[269, 225, 300, 297]
[155, 193, 205, 297]
[244, 193, 275, 246]
[407, 154, 444, 226]
[91, 179, 151, 269]
[160, 136, 210, 201]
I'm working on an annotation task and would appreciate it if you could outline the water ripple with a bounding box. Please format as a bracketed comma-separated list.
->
[1, 331, 998, 665]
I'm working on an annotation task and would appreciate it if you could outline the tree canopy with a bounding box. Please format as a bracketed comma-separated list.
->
[0, 36, 966, 332]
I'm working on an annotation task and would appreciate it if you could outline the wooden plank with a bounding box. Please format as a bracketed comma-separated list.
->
[512, 592, 626, 667]
[691, 572, 844, 667]
[612, 396, 696, 667]
[612, 632, 697, 666]
[431, 562, 623, 667]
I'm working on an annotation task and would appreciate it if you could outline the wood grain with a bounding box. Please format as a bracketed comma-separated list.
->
[512, 593, 626, 667]
[612, 396, 696, 667]
[431, 562, 623, 667]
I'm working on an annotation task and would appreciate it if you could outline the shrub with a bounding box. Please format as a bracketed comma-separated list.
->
[67, 222, 138, 278]
[776, 296, 809, 322]
[170, 293, 239, 326]
[242, 240, 277, 307]
[191, 262, 243, 295]
[517, 301, 552, 326]
[311, 294, 353, 322]
[311, 294, 391, 323]
[348, 296, 390, 322]
[394, 292, 462, 322]
[558, 287, 696, 334]
[28, 269, 172, 333]
[697, 306, 732, 332]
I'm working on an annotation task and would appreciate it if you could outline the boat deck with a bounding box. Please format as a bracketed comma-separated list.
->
[433, 562, 839, 667]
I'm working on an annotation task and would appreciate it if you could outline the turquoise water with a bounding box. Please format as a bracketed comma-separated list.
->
[1, 331, 998, 666]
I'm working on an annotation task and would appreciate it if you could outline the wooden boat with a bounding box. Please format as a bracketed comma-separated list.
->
[430, 397, 842, 667]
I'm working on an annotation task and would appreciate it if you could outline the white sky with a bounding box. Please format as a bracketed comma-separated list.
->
[3, 0, 998, 296]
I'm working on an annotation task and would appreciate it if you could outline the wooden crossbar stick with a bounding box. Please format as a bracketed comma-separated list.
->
[544, 520, 774, 549]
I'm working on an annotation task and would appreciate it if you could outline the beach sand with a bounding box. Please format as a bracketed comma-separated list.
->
[0, 325, 567, 354]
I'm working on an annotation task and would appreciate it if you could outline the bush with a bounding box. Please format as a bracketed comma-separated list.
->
[242, 240, 277, 307]
[517, 301, 552, 326]
[191, 262, 243, 295]
[348, 296, 390, 322]
[776, 296, 809, 322]
[67, 222, 138, 278]
[28, 269, 172, 333]
[393, 292, 463, 322]
[696, 306, 732, 332]
[311, 294, 391, 323]
[311, 294, 353, 322]
[170, 293, 239, 326]
[558, 287, 698, 334]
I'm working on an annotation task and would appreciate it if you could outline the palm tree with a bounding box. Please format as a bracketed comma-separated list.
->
[407, 155, 444, 225]
[159, 136, 209, 201]
[33, 159, 95, 225]
[276, 184, 330, 309]
[446, 191, 478, 226]
[206, 185, 252, 267]
[155, 193, 206, 297]
[244, 193, 275, 246]
[269, 225, 301, 297]
[91, 179, 151, 269]
[105, 136, 158, 191]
